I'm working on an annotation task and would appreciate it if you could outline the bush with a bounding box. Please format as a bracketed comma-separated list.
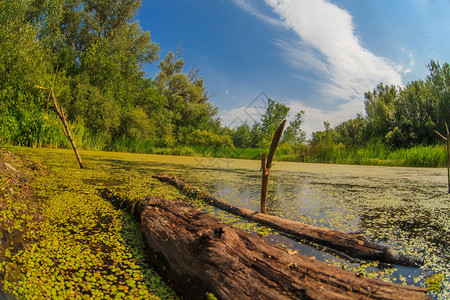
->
[186, 130, 234, 148]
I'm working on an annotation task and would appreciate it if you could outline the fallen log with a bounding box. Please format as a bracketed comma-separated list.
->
[116, 194, 429, 299]
[152, 174, 423, 267]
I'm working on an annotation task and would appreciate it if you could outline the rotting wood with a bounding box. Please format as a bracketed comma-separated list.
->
[100, 190, 429, 300]
[152, 173, 423, 267]
[36, 83, 84, 169]
[49, 89, 84, 169]
[261, 120, 286, 213]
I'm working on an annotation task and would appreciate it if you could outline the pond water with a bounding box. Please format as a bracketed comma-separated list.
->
[109, 153, 450, 297]
[14, 148, 450, 298]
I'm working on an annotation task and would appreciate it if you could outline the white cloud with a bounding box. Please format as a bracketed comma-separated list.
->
[403, 52, 415, 75]
[225, 89, 230, 95]
[232, 0, 404, 99]
[229, 0, 406, 136]
[265, 0, 402, 101]
[230, 0, 285, 28]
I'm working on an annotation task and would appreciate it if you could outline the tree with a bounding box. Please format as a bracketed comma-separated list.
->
[155, 51, 216, 142]
[232, 123, 253, 148]
[364, 83, 399, 141]
[0, 0, 50, 108]
[260, 98, 290, 147]
[0, 0, 52, 143]
[310, 121, 339, 146]
[27, 0, 159, 72]
[22, 0, 161, 141]
[334, 114, 367, 145]
[392, 80, 436, 146]
[282, 111, 306, 144]
[426, 60, 450, 133]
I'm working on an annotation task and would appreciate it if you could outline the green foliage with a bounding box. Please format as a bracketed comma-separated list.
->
[232, 123, 254, 148]
[282, 111, 306, 144]
[260, 98, 290, 147]
[1, 0, 219, 151]
[155, 51, 217, 143]
[364, 83, 399, 139]
[334, 114, 367, 145]
[186, 130, 234, 148]
[0, 0, 50, 109]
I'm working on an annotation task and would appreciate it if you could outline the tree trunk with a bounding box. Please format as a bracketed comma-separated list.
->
[133, 196, 429, 300]
[152, 174, 423, 267]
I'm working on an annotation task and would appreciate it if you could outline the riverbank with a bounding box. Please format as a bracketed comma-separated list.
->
[109, 142, 447, 168]
[5, 138, 447, 168]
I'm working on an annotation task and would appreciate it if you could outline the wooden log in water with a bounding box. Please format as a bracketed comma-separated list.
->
[152, 173, 423, 267]
[134, 196, 429, 300]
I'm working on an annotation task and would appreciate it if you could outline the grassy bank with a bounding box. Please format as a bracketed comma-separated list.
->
[2, 124, 447, 167]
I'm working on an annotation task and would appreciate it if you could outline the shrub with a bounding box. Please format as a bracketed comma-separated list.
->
[186, 130, 234, 148]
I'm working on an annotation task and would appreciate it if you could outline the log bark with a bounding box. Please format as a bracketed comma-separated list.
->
[134, 196, 429, 300]
[152, 174, 423, 267]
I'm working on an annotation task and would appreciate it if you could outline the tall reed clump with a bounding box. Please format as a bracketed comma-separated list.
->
[387, 145, 447, 167]
[0, 109, 85, 149]
[291, 141, 446, 167]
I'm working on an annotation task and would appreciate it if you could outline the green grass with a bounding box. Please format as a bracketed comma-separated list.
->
[288, 142, 447, 167]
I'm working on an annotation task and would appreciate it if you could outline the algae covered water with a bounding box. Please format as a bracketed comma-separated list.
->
[12, 147, 450, 298]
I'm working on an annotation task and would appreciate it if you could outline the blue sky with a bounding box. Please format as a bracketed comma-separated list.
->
[137, 0, 450, 136]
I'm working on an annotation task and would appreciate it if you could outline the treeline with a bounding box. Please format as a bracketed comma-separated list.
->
[0, 0, 221, 150]
[0, 0, 307, 153]
[1, 0, 450, 167]
[310, 60, 450, 148]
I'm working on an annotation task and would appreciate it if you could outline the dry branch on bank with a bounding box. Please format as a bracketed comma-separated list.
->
[101, 191, 429, 300]
[152, 174, 423, 267]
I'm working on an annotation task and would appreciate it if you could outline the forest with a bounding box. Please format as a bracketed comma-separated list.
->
[2, 0, 450, 167]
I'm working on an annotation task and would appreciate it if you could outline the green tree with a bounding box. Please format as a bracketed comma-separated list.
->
[426, 60, 450, 133]
[260, 98, 290, 147]
[155, 51, 216, 142]
[0, 0, 52, 142]
[364, 83, 399, 141]
[282, 111, 306, 144]
[310, 121, 339, 145]
[27, 0, 158, 72]
[232, 123, 253, 148]
[23, 0, 160, 141]
[392, 80, 436, 146]
[334, 114, 367, 145]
